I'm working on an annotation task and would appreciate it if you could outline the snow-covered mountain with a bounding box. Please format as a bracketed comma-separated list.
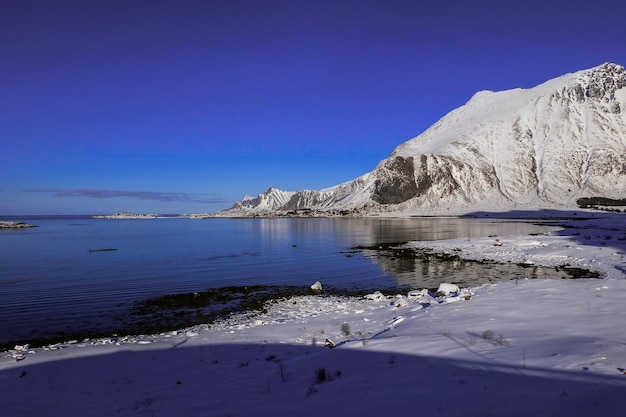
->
[221, 63, 626, 216]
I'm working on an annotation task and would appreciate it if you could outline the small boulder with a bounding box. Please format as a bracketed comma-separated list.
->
[390, 295, 410, 308]
[436, 283, 460, 297]
[363, 291, 386, 301]
[407, 289, 430, 300]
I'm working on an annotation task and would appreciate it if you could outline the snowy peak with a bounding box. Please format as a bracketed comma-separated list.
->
[538, 62, 625, 114]
[574, 62, 625, 102]
[375, 62, 626, 209]
[220, 63, 626, 216]
[228, 187, 296, 213]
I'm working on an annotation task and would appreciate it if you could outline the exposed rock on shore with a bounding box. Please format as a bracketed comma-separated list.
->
[0, 221, 38, 229]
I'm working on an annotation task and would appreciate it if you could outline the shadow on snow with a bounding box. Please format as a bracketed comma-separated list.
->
[2, 339, 626, 417]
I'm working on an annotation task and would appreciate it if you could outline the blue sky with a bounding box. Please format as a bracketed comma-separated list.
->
[2, 0, 625, 215]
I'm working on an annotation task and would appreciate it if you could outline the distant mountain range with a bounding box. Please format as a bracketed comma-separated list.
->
[219, 63, 626, 216]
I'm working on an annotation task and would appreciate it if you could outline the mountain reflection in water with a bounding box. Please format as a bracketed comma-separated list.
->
[353, 241, 597, 289]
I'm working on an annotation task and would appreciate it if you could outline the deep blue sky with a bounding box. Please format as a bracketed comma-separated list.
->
[2, 0, 625, 214]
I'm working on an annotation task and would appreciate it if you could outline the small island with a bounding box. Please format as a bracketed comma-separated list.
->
[0, 221, 38, 229]
[181, 213, 216, 219]
[92, 212, 159, 219]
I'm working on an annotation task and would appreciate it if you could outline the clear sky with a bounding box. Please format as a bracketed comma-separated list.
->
[2, 0, 625, 215]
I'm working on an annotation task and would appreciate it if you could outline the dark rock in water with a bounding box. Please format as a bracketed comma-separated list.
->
[0, 221, 38, 229]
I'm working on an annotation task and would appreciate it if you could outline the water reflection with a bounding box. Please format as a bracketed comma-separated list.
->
[355, 217, 558, 244]
[356, 244, 597, 289]
[248, 217, 566, 289]
[248, 216, 558, 245]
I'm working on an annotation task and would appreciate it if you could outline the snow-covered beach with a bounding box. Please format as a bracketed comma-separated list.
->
[1, 212, 625, 416]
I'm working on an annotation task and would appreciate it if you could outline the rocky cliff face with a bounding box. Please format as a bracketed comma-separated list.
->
[220, 63, 626, 216]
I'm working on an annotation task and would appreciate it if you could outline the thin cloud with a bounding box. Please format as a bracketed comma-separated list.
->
[23, 188, 226, 204]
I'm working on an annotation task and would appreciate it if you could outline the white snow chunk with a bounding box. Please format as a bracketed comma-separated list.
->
[408, 289, 430, 300]
[436, 283, 460, 296]
[390, 295, 410, 309]
[310, 281, 323, 292]
[13, 344, 29, 352]
[363, 291, 387, 301]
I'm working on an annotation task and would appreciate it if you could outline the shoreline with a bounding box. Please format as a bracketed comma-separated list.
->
[2, 212, 622, 350]
[1, 213, 625, 416]
[3, 211, 621, 352]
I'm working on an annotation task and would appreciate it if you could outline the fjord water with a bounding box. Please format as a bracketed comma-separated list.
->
[0, 216, 553, 346]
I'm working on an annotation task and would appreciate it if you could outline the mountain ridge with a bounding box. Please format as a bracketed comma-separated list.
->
[219, 63, 626, 216]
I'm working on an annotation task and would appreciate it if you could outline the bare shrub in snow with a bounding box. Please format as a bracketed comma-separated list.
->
[340, 322, 351, 336]
[314, 368, 342, 385]
[315, 368, 327, 384]
[492, 334, 511, 347]
[481, 330, 495, 340]
[480, 330, 511, 347]
[278, 360, 287, 382]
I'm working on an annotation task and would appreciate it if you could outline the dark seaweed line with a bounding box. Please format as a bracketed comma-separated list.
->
[0, 285, 400, 351]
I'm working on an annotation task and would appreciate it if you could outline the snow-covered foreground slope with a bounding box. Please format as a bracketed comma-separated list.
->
[221, 63, 626, 216]
[1, 213, 625, 416]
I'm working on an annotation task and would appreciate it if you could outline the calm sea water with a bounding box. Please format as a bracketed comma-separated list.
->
[0, 216, 553, 346]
